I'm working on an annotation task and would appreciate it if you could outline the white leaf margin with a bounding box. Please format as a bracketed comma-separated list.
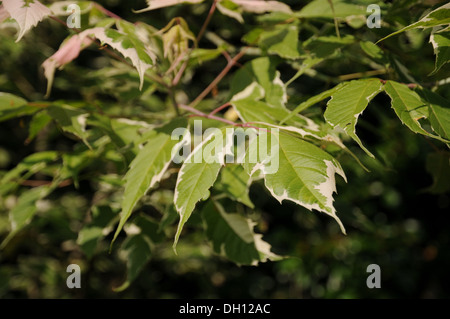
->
[2, 0, 52, 42]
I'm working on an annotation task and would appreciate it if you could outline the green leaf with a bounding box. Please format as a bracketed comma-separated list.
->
[161, 17, 196, 61]
[133, 214, 165, 244]
[244, 129, 347, 233]
[259, 24, 304, 59]
[114, 233, 152, 292]
[114, 214, 165, 291]
[188, 48, 225, 67]
[425, 152, 450, 194]
[281, 83, 345, 124]
[113, 118, 188, 246]
[418, 88, 450, 140]
[230, 57, 287, 109]
[1, 186, 50, 249]
[378, 3, 450, 43]
[202, 201, 282, 265]
[173, 128, 229, 251]
[0, 92, 38, 122]
[88, 114, 153, 162]
[303, 35, 355, 58]
[216, 0, 292, 23]
[297, 0, 372, 18]
[214, 164, 254, 208]
[26, 111, 52, 143]
[257, 11, 294, 24]
[324, 79, 384, 158]
[232, 99, 289, 124]
[0, 151, 59, 196]
[231, 99, 328, 141]
[82, 26, 155, 90]
[61, 150, 96, 188]
[384, 81, 448, 143]
[430, 29, 450, 75]
[77, 205, 118, 259]
[47, 104, 90, 146]
[285, 57, 324, 86]
[360, 41, 388, 64]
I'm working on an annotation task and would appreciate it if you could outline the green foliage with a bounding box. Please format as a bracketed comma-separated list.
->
[202, 200, 281, 265]
[325, 78, 383, 157]
[0, 0, 449, 297]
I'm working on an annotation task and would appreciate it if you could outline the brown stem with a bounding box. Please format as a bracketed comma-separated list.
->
[189, 47, 249, 108]
[27, 102, 52, 108]
[171, 0, 218, 86]
[209, 102, 231, 116]
[338, 69, 387, 81]
[49, 15, 78, 31]
[93, 3, 123, 20]
[20, 179, 73, 188]
[379, 79, 418, 89]
[196, 0, 218, 44]
[179, 104, 261, 130]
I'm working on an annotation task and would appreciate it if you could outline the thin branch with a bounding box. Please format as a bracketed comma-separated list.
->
[327, 0, 341, 39]
[49, 15, 79, 32]
[92, 3, 123, 20]
[338, 69, 387, 81]
[166, 50, 188, 75]
[379, 79, 418, 89]
[196, 0, 218, 44]
[172, 0, 219, 86]
[189, 47, 249, 108]
[27, 102, 52, 108]
[179, 104, 261, 130]
[20, 179, 73, 188]
[209, 102, 231, 116]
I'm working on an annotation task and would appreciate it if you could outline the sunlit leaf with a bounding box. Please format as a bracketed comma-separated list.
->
[173, 127, 229, 250]
[244, 129, 347, 233]
[113, 118, 188, 245]
[2, 0, 51, 42]
[230, 57, 287, 109]
[324, 79, 384, 157]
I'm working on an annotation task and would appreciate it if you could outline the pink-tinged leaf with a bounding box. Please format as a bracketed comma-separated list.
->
[233, 0, 292, 14]
[2, 0, 52, 42]
[134, 0, 204, 13]
[42, 31, 93, 96]
[0, 5, 11, 24]
[43, 27, 155, 95]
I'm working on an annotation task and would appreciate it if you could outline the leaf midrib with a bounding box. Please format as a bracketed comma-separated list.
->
[124, 135, 171, 212]
[276, 134, 328, 210]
